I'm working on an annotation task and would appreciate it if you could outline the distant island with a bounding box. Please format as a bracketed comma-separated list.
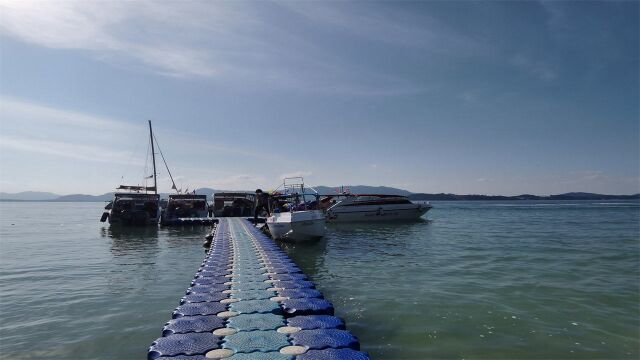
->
[407, 192, 640, 201]
[0, 187, 638, 202]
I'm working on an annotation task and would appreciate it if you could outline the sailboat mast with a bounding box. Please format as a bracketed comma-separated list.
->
[148, 120, 157, 194]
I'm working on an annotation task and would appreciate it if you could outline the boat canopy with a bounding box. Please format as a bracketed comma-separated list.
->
[117, 185, 157, 192]
[168, 194, 207, 200]
[114, 193, 160, 200]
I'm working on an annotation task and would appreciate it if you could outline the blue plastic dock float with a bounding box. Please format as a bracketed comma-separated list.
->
[148, 218, 370, 360]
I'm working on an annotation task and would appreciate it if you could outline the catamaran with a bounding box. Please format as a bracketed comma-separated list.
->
[266, 177, 326, 242]
[100, 121, 160, 226]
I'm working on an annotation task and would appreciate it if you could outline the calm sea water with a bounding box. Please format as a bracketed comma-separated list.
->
[0, 201, 638, 359]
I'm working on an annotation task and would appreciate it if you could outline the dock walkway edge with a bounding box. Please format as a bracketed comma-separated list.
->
[148, 217, 371, 359]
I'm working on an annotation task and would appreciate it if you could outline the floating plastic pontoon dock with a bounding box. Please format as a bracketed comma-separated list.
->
[148, 218, 370, 359]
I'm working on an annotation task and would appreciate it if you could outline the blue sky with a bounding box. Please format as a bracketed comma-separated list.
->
[0, 1, 638, 195]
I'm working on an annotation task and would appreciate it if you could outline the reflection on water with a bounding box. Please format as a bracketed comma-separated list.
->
[101, 225, 159, 256]
[328, 218, 432, 240]
[278, 236, 329, 278]
[164, 226, 213, 248]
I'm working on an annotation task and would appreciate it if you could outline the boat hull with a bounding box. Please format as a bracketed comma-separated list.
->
[267, 211, 326, 242]
[108, 210, 159, 226]
[326, 204, 431, 223]
[106, 193, 160, 226]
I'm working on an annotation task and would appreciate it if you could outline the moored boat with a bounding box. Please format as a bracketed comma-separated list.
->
[212, 192, 255, 217]
[161, 194, 215, 226]
[100, 120, 161, 226]
[266, 210, 326, 242]
[105, 190, 160, 226]
[324, 194, 431, 222]
[266, 177, 326, 242]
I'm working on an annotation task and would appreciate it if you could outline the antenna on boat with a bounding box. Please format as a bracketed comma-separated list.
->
[148, 120, 157, 194]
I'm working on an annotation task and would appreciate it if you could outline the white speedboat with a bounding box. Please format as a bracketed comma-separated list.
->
[267, 210, 326, 242]
[265, 177, 326, 242]
[325, 194, 431, 223]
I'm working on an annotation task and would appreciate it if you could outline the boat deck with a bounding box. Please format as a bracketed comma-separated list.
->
[148, 218, 369, 359]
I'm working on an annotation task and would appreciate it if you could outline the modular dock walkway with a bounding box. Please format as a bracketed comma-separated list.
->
[148, 218, 370, 359]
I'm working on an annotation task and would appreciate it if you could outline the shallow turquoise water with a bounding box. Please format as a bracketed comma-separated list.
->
[0, 201, 638, 359]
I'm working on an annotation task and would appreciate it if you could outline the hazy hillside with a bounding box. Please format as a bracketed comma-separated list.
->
[54, 193, 114, 202]
[0, 191, 60, 201]
[408, 192, 640, 201]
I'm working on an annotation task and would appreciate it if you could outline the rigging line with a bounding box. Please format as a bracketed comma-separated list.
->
[153, 133, 178, 193]
[142, 135, 151, 192]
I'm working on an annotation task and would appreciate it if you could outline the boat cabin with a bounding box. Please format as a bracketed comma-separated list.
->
[163, 194, 208, 219]
[213, 192, 255, 217]
[109, 192, 160, 225]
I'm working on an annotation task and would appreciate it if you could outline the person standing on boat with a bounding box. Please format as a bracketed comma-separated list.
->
[254, 189, 270, 223]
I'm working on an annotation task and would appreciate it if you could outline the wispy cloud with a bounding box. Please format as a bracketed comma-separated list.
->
[0, 134, 141, 165]
[0, 1, 437, 95]
[0, 95, 135, 131]
[208, 174, 269, 191]
[277, 1, 477, 52]
[0, 96, 298, 192]
[0, 1, 219, 78]
[0, 96, 290, 164]
[280, 171, 313, 180]
[510, 54, 557, 81]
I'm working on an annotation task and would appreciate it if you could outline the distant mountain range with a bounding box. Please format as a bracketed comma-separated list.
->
[407, 192, 640, 201]
[0, 188, 637, 202]
[0, 191, 60, 201]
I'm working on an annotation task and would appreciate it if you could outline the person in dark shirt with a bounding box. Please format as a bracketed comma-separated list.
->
[254, 189, 270, 222]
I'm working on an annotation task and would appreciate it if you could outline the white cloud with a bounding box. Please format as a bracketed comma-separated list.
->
[277, 1, 477, 52]
[0, 96, 290, 163]
[0, 1, 219, 78]
[208, 174, 268, 191]
[0, 134, 142, 165]
[280, 171, 312, 180]
[0, 1, 433, 95]
[0, 96, 134, 131]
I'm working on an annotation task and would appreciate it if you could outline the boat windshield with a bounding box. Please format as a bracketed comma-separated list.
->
[339, 195, 413, 206]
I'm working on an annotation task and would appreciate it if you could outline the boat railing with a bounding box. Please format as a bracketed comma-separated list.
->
[271, 177, 322, 212]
